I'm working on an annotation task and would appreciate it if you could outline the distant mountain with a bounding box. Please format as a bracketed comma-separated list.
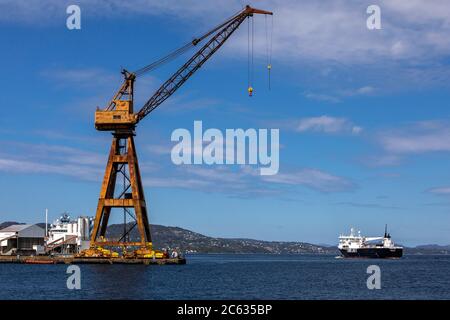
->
[106, 223, 337, 254]
[0, 221, 25, 229]
[405, 245, 450, 255]
[1, 221, 449, 254]
[415, 244, 450, 250]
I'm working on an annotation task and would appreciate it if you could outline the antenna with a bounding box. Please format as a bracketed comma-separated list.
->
[45, 208, 48, 238]
[384, 224, 388, 238]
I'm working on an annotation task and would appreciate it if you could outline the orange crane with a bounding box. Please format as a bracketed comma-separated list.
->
[85, 5, 273, 258]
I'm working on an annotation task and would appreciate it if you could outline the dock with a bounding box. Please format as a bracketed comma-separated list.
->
[0, 255, 186, 265]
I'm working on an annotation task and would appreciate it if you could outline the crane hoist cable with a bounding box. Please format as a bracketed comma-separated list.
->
[247, 16, 255, 97]
[247, 17, 250, 95]
[252, 15, 255, 91]
[270, 15, 273, 86]
[265, 14, 273, 90]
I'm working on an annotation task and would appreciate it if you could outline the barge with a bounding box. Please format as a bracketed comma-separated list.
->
[0, 255, 186, 265]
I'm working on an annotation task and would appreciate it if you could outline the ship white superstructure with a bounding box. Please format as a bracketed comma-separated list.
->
[46, 213, 92, 254]
[338, 226, 403, 258]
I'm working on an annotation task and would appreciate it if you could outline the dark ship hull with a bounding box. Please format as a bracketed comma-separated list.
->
[340, 247, 403, 258]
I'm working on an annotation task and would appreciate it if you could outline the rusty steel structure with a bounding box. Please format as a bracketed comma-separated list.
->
[89, 5, 273, 256]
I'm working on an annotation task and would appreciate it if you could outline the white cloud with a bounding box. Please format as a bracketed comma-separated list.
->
[352, 126, 363, 135]
[143, 176, 210, 189]
[40, 68, 116, 85]
[3, 0, 450, 96]
[4, 0, 450, 64]
[146, 144, 172, 156]
[0, 141, 105, 181]
[305, 86, 376, 103]
[41, 67, 158, 96]
[428, 187, 450, 195]
[335, 201, 402, 210]
[363, 154, 402, 167]
[143, 165, 283, 197]
[0, 136, 356, 196]
[262, 168, 355, 193]
[364, 120, 450, 167]
[0, 157, 103, 181]
[378, 121, 450, 154]
[304, 92, 341, 103]
[142, 140, 356, 195]
[29, 144, 104, 166]
[295, 116, 362, 135]
[342, 86, 376, 97]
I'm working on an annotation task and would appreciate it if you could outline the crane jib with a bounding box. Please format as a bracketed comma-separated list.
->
[136, 13, 248, 122]
[94, 5, 272, 132]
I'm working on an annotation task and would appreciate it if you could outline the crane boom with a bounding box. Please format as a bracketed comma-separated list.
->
[94, 5, 272, 131]
[136, 5, 272, 123]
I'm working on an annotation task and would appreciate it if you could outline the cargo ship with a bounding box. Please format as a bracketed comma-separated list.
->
[338, 226, 403, 258]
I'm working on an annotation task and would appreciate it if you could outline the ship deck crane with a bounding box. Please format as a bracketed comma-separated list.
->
[86, 5, 273, 258]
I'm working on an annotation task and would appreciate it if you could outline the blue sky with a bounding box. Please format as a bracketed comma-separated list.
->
[1, 0, 450, 246]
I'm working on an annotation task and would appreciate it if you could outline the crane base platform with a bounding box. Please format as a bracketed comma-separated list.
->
[0, 255, 186, 265]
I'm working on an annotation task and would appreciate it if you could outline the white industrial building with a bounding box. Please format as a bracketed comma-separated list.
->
[46, 214, 91, 254]
[0, 224, 45, 255]
[0, 213, 92, 256]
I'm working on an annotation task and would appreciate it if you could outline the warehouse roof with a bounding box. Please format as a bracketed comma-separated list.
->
[1, 224, 30, 232]
[0, 224, 44, 238]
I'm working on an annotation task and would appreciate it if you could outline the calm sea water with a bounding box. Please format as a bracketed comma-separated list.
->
[0, 254, 449, 300]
